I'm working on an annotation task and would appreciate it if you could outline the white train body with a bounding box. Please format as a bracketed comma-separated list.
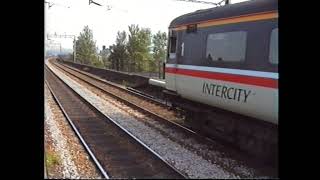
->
[165, 64, 278, 124]
[157, 0, 278, 125]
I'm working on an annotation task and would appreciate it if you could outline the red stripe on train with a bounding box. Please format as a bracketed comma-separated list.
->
[165, 67, 278, 89]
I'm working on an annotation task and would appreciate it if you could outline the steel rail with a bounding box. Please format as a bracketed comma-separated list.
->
[45, 65, 187, 178]
[51, 61, 203, 139]
[45, 78, 110, 179]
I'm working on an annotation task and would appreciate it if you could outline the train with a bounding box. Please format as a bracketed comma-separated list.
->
[149, 0, 278, 160]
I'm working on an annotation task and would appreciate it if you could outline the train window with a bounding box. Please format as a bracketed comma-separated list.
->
[169, 36, 177, 59]
[169, 36, 177, 53]
[269, 28, 278, 64]
[206, 31, 247, 62]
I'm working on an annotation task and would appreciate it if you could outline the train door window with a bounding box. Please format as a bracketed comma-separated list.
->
[183, 32, 202, 64]
[169, 36, 177, 59]
[206, 31, 247, 62]
[269, 28, 278, 64]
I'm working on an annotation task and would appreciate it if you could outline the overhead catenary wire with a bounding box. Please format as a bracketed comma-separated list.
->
[172, 0, 230, 6]
[89, 0, 102, 6]
[45, 1, 70, 8]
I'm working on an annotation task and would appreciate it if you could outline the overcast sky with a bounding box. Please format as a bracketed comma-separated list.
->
[45, 0, 248, 51]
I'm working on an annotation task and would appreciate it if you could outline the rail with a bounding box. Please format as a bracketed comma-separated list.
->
[45, 78, 110, 179]
[45, 65, 186, 178]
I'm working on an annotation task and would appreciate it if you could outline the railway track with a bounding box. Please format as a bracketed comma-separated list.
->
[51, 60, 206, 138]
[45, 66, 186, 179]
[47, 59, 278, 177]
[57, 60, 170, 107]
[50, 59, 265, 156]
[50, 60, 247, 160]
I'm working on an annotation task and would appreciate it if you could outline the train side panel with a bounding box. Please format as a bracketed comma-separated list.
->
[166, 67, 278, 124]
[164, 0, 278, 125]
[163, 0, 278, 161]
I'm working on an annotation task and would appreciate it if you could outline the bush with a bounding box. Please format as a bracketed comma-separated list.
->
[91, 58, 105, 68]
[46, 152, 60, 168]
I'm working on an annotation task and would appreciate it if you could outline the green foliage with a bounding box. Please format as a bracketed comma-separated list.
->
[46, 152, 60, 169]
[108, 31, 128, 71]
[152, 31, 167, 74]
[127, 24, 152, 72]
[101, 52, 110, 68]
[75, 25, 99, 66]
[97, 24, 168, 74]
[91, 58, 104, 68]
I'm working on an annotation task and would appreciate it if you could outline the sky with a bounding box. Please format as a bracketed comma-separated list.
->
[45, 0, 248, 51]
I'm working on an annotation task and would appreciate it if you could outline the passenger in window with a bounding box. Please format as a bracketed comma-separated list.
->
[207, 53, 213, 61]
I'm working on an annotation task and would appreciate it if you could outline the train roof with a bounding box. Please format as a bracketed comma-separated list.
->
[169, 0, 278, 28]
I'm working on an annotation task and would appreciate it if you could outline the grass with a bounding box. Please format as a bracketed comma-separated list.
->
[46, 152, 60, 169]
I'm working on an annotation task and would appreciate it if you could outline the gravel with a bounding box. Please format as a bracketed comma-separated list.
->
[45, 83, 102, 179]
[46, 61, 270, 178]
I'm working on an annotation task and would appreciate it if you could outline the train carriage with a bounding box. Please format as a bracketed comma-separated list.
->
[150, 0, 278, 161]
[166, 0, 278, 124]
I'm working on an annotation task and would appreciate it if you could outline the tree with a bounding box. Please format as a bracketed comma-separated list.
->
[91, 57, 104, 68]
[100, 47, 110, 68]
[107, 25, 165, 74]
[115, 31, 128, 71]
[75, 25, 99, 66]
[127, 24, 152, 72]
[108, 31, 128, 71]
[152, 31, 167, 78]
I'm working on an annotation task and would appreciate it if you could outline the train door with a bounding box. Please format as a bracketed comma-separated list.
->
[175, 30, 188, 94]
[175, 25, 201, 95]
[166, 29, 178, 91]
